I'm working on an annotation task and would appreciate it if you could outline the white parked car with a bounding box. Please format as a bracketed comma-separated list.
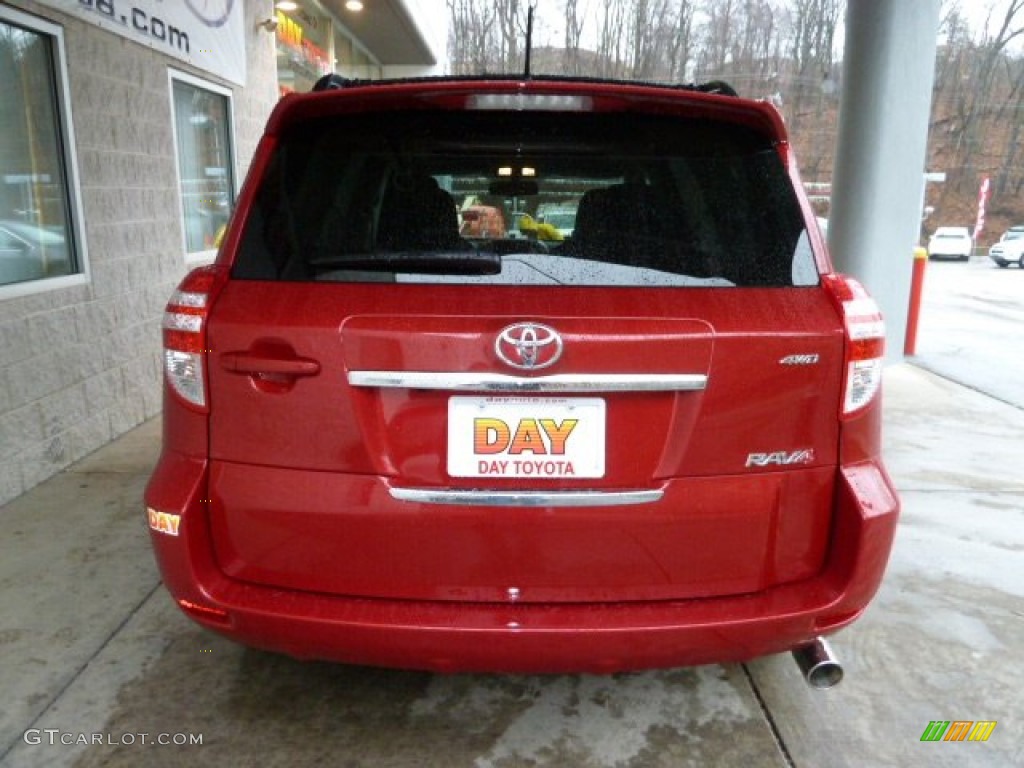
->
[927, 226, 973, 261]
[988, 226, 1024, 268]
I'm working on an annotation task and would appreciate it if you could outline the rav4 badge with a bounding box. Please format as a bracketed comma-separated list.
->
[779, 354, 820, 365]
[746, 449, 816, 468]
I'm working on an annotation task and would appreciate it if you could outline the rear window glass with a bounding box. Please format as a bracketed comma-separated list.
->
[235, 110, 815, 287]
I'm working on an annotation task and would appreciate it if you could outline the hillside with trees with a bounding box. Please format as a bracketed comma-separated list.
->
[446, 0, 1024, 244]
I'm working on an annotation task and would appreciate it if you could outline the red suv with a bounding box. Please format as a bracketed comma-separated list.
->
[145, 76, 898, 686]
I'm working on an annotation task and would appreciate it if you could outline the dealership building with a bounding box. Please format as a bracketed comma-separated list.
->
[0, 0, 445, 503]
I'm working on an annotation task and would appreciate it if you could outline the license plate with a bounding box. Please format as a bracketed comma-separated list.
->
[447, 396, 606, 479]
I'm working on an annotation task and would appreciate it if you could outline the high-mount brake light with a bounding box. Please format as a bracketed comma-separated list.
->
[162, 266, 223, 410]
[467, 93, 592, 111]
[822, 274, 886, 417]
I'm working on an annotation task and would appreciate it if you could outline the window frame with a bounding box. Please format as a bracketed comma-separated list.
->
[0, 5, 90, 301]
[167, 68, 238, 266]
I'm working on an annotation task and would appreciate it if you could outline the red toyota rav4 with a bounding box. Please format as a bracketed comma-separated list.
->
[145, 76, 898, 686]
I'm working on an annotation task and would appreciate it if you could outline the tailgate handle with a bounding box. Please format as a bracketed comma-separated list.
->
[221, 351, 321, 378]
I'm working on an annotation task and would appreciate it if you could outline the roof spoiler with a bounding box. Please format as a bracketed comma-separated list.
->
[311, 73, 738, 97]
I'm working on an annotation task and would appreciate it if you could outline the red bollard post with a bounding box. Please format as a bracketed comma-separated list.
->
[904, 246, 928, 356]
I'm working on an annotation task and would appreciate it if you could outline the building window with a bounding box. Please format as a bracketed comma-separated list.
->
[0, 7, 85, 293]
[169, 71, 236, 259]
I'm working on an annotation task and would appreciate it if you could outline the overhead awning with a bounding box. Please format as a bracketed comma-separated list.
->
[322, 0, 438, 66]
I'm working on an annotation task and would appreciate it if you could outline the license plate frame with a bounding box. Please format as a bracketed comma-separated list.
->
[447, 396, 606, 479]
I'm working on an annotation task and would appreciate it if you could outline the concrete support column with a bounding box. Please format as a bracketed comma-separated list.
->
[827, 0, 942, 361]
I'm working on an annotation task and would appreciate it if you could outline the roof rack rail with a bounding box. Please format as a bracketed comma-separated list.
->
[312, 73, 352, 91]
[695, 80, 738, 97]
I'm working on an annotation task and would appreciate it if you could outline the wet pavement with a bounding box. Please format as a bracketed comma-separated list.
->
[0, 364, 1021, 768]
[913, 257, 1024, 408]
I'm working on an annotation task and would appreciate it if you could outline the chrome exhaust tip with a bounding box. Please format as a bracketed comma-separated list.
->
[791, 637, 843, 689]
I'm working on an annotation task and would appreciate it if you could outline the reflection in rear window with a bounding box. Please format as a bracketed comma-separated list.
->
[235, 111, 813, 287]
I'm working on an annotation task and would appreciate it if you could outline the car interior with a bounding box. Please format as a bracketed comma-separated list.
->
[234, 111, 813, 287]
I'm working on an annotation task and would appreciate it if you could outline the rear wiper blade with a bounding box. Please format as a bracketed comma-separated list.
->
[311, 251, 501, 275]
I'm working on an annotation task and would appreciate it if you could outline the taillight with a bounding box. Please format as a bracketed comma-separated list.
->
[822, 274, 886, 417]
[162, 266, 224, 410]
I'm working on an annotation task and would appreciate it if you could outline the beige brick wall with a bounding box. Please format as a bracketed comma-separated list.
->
[0, 0, 279, 504]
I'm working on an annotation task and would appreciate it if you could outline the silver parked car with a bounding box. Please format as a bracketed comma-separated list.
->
[988, 226, 1024, 268]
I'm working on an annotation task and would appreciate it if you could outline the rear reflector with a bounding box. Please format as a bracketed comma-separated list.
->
[822, 274, 886, 417]
[178, 598, 229, 624]
[467, 93, 592, 111]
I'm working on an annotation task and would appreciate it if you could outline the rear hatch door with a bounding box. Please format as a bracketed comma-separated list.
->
[207, 283, 844, 603]
[205, 83, 844, 604]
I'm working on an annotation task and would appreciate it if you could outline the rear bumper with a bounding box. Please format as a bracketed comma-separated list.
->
[145, 457, 898, 673]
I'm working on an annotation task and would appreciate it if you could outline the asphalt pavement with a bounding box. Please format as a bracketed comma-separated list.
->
[913, 255, 1024, 408]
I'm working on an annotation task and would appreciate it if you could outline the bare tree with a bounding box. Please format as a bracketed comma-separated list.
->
[631, 0, 676, 80]
[951, 0, 1024, 184]
[699, 0, 737, 76]
[789, 0, 840, 77]
[667, 0, 696, 81]
[448, 0, 530, 74]
[729, 0, 781, 86]
[495, 0, 529, 73]
[444, 0, 1024, 235]
[447, 0, 497, 73]
[596, 0, 630, 77]
[934, 2, 970, 92]
[563, 0, 587, 74]
[778, 0, 840, 142]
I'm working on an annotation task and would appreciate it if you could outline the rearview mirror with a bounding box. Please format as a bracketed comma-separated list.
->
[489, 179, 539, 197]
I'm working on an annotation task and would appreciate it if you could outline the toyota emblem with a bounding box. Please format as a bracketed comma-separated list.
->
[495, 323, 563, 370]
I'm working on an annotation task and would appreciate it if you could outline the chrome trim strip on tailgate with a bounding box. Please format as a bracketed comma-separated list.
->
[348, 371, 707, 393]
[389, 488, 664, 507]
